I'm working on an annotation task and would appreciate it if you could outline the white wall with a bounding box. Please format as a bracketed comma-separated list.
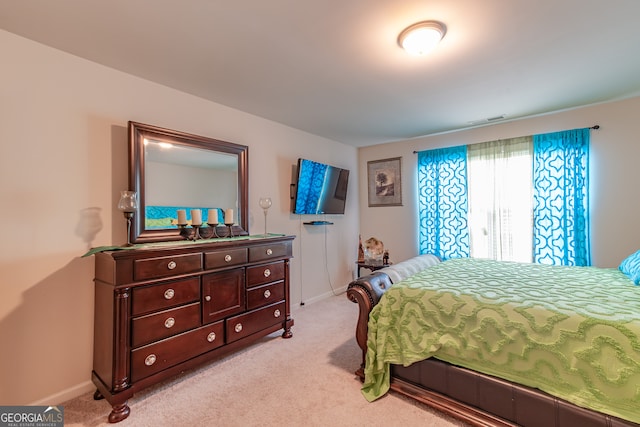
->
[0, 30, 358, 405]
[358, 97, 640, 268]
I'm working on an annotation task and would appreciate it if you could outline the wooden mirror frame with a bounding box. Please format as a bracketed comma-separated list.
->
[128, 121, 249, 243]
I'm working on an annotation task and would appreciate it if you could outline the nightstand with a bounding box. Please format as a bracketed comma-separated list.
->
[356, 260, 391, 277]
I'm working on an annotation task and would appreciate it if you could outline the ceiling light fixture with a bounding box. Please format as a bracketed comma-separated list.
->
[398, 20, 446, 56]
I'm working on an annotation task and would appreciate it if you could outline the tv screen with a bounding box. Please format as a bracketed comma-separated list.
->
[292, 158, 349, 215]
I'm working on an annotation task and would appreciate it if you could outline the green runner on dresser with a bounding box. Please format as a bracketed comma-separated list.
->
[362, 258, 640, 423]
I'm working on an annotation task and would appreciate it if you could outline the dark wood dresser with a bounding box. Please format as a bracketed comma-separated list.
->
[91, 235, 294, 423]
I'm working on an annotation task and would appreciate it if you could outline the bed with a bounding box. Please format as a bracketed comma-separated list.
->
[347, 254, 640, 427]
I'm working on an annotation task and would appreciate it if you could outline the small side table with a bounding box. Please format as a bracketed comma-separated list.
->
[356, 261, 391, 277]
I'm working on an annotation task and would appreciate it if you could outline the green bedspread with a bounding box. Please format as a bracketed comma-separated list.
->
[362, 258, 640, 423]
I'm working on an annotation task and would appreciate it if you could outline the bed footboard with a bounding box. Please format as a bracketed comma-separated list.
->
[346, 271, 392, 375]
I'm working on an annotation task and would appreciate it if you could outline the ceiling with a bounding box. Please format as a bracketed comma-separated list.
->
[2, 1, 640, 147]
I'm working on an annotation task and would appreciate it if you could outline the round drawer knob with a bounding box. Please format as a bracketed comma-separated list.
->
[264, 289, 271, 299]
[145, 354, 157, 366]
[164, 317, 175, 328]
[164, 289, 175, 300]
[234, 323, 243, 333]
[224, 254, 232, 262]
[263, 268, 271, 278]
[207, 332, 217, 343]
[205, 295, 211, 302]
[274, 309, 281, 318]
[167, 261, 177, 270]
[266, 248, 273, 256]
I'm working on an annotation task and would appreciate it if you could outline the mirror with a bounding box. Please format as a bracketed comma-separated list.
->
[128, 121, 248, 243]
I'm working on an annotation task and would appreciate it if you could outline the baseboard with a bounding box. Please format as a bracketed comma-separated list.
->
[30, 380, 95, 406]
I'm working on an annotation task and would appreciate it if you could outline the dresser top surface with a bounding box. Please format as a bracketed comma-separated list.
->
[89, 234, 295, 260]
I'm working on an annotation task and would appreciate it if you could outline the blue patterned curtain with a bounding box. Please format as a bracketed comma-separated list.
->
[533, 128, 590, 266]
[295, 160, 328, 214]
[417, 146, 470, 260]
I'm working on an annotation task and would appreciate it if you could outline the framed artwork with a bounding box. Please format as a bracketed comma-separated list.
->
[367, 157, 402, 207]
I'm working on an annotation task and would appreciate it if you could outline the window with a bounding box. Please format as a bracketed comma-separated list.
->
[417, 128, 590, 266]
[467, 137, 532, 262]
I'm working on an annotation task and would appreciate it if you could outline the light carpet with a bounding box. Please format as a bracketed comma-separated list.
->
[62, 293, 469, 426]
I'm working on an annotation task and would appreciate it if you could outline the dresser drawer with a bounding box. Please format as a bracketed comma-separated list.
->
[248, 241, 291, 263]
[133, 253, 202, 281]
[246, 261, 285, 288]
[131, 302, 201, 348]
[246, 281, 285, 310]
[131, 277, 200, 316]
[204, 247, 248, 270]
[130, 321, 225, 383]
[226, 301, 285, 343]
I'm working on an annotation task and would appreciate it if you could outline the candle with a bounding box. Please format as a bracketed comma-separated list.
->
[224, 208, 234, 225]
[191, 209, 202, 226]
[177, 209, 187, 225]
[208, 209, 218, 224]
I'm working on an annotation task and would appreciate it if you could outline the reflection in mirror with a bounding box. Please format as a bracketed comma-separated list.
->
[145, 141, 238, 225]
[128, 122, 248, 243]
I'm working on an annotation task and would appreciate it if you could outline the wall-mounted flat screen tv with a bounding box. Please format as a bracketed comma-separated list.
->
[292, 158, 349, 215]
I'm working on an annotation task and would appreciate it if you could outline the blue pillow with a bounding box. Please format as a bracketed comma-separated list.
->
[619, 249, 640, 285]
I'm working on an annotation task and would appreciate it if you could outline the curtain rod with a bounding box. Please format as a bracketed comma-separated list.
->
[412, 125, 600, 154]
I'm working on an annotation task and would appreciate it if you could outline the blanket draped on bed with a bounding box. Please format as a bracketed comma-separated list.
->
[362, 258, 640, 423]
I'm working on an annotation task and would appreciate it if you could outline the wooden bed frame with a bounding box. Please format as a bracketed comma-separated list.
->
[346, 270, 639, 427]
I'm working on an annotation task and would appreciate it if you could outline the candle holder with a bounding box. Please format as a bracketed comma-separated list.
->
[225, 223, 235, 238]
[207, 222, 220, 238]
[259, 197, 272, 236]
[123, 212, 134, 246]
[117, 190, 138, 246]
[178, 224, 202, 241]
[178, 223, 223, 240]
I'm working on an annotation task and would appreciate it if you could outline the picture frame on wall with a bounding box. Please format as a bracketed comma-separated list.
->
[367, 157, 402, 207]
